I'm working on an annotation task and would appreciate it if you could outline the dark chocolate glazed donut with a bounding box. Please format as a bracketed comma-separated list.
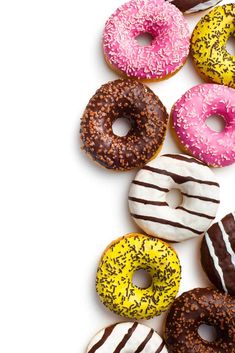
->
[80, 79, 168, 171]
[165, 288, 235, 353]
[167, 0, 222, 13]
[201, 212, 235, 296]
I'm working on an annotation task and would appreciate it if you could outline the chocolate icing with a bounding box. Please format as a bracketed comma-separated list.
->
[168, 0, 221, 13]
[165, 288, 235, 353]
[80, 79, 168, 171]
[201, 212, 235, 296]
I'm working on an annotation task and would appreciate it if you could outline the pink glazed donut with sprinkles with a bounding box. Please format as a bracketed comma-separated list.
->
[103, 0, 190, 80]
[171, 84, 235, 167]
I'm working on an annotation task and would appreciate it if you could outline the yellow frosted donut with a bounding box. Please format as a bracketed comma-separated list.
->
[96, 233, 181, 320]
[191, 4, 235, 88]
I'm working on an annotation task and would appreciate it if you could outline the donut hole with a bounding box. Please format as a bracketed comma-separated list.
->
[135, 32, 154, 47]
[112, 117, 132, 137]
[205, 114, 226, 133]
[226, 36, 235, 56]
[198, 324, 218, 343]
[166, 189, 183, 209]
[132, 269, 152, 289]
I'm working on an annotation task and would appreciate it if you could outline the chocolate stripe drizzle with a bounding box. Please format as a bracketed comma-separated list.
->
[155, 341, 165, 353]
[164, 154, 205, 165]
[130, 213, 202, 235]
[129, 196, 214, 219]
[181, 192, 219, 204]
[132, 180, 169, 193]
[143, 165, 219, 187]
[134, 329, 154, 353]
[132, 181, 219, 203]
[113, 322, 138, 353]
[129, 196, 168, 207]
[177, 206, 214, 220]
[88, 324, 117, 353]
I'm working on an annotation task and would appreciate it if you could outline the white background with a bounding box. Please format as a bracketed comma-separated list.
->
[0, 0, 234, 352]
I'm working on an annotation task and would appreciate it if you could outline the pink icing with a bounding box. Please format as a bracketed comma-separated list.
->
[103, 0, 190, 80]
[172, 84, 235, 167]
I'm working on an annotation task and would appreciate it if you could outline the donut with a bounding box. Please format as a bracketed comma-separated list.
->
[103, 0, 190, 80]
[80, 79, 168, 171]
[191, 4, 235, 88]
[164, 288, 235, 353]
[86, 322, 167, 353]
[96, 233, 181, 319]
[129, 154, 220, 242]
[171, 84, 235, 167]
[166, 0, 222, 13]
[201, 212, 235, 296]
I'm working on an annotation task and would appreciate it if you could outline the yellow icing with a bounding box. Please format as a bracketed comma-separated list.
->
[191, 4, 235, 88]
[96, 233, 181, 320]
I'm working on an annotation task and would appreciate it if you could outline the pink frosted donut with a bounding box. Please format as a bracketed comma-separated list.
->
[103, 0, 190, 80]
[172, 84, 235, 167]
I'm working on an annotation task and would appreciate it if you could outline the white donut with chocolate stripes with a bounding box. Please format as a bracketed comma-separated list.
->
[86, 322, 167, 353]
[129, 154, 220, 242]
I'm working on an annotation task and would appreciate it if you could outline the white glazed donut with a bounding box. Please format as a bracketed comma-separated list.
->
[86, 322, 167, 353]
[128, 154, 220, 242]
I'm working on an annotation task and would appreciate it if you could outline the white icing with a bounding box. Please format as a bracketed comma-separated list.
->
[205, 232, 227, 293]
[86, 322, 167, 353]
[128, 154, 220, 242]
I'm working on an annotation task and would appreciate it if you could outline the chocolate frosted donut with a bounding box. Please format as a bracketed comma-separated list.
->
[201, 212, 235, 296]
[165, 288, 235, 353]
[167, 0, 221, 13]
[80, 79, 168, 171]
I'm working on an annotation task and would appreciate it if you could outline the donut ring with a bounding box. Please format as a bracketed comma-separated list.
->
[165, 288, 235, 353]
[171, 84, 235, 167]
[166, 0, 222, 14]
[129, 154, 220, 242]
[86, 322, 168, 353]
[96, 233, 181, 319]
[103, 0, 190, 80]
[191, 4, 235, 88]
[80, 79, 168, 171]
[201, 212, 235, 296]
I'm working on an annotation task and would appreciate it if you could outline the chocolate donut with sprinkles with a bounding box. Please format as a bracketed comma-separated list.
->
[201, 212, 235, 296]
[191, 4, 235, 88]
[165, 288, 235, 353]
[166, 0, 222, 13]
[171, 84, 235, 167]
[80, 79, 168, 171]
[103, 0, 190, 80]
[96, 233, 181, 319]
[86, 322, 167, 353]
[129, 154, 220, 242]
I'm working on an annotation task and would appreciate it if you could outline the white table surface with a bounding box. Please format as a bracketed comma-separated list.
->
[0, 0, 234, 352]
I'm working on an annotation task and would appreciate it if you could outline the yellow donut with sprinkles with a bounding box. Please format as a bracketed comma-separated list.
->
[191, 4, 235, 88]
[96, 233, 181, 320]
